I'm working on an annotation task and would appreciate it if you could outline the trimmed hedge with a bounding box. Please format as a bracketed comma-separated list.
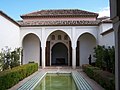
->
[82, 64, 115, 90]
[0, 63, 38, 90]
[82, 64, 100, 79]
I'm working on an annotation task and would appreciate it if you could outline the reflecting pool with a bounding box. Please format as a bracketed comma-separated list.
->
[34, 73, 78, 90]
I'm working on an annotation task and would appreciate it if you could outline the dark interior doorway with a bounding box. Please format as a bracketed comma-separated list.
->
[51, 43, 68, 66]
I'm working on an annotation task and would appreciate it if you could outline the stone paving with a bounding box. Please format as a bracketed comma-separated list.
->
[9, 67, 104, 90]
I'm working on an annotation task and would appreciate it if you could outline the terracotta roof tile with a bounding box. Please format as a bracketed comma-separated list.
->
[98, 17, 112, 24]
[21, 9, 98, 18]
[97, 16, 110, 20]
[101, 19, 112, 23]
[18, 20, 100, 26]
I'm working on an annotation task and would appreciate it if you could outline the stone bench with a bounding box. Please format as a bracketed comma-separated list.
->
[72, 71, 93, 90]
[17, 71, 46, 90]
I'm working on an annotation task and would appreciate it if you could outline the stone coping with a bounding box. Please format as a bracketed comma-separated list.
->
[9, 69, 104, 90]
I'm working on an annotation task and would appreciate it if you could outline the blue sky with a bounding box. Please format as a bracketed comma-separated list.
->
[0, 0, 110, 20]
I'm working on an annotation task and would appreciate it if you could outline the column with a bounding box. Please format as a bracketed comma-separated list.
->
[110, 0, 120, 89]
[41, 46, 45, 68]
[117, 25, 120, 90]
[114, 22, 120, 90]
[41, 27, 46, 68]
[72, 47, 76, 69]
[72, 27, 77, 69]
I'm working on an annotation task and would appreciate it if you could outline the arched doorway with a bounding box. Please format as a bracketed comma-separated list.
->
[46, 30, 72, 66]
[51, 43, 68, 66]
[22, 33, 41, 66]
[76, 33, 96, 66]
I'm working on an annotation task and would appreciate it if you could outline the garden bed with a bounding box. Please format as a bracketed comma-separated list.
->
[0, 63, 38, 90]
[82, 64, 115, 90]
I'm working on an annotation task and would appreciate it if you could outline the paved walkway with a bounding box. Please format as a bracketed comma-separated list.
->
[9, 67, 104, 90]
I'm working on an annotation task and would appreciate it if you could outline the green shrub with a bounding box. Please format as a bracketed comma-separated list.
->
[93, 45, 115, 74]
[0, 63, 38, 90]
[29, 61, 35, 63]
[82, 64, 115, 90]
[0, 47, 22, 71]
[94, 70, 115, 90]
[82, 64, 92, 71]
[85, 67, 99, 79]
[82, 64, 100, 79]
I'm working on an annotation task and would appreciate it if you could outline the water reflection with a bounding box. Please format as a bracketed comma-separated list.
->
[34, 74, 78, 90]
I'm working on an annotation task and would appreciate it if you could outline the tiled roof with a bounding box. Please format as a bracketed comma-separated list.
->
[101, 19, 112, 23]
[98, 17, 112, 23]
[97, 16, 110, 20]
[21, 9, 98, 18]
[18, 20, 100, 27]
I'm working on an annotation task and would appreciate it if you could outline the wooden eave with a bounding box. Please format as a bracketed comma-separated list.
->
[21, 14, 98, 19]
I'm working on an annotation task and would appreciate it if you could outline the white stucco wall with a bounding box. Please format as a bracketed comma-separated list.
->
[78, 33, 96, 66]
[101, 31, 115, 47]
[23, 34, 40, 65]
[0, 11, 115, 68]
[20, 26, 98, 47]
[14, 23, 114, 67]
[20, 27, 42, 46]
[47, 30, 70, 66]
[100, 23, 113, 32]
[98, 23, 114, 47]
[73, 26, 98, 44]
[20, 26, 99, 67]
[0, 15, 20, 51]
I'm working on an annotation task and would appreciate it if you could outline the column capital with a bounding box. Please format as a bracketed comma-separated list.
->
[71, 42, 77, 49]
[72, 46, 76, 49]
[41, 40, 46, 48]
[71, 27, 77, 49]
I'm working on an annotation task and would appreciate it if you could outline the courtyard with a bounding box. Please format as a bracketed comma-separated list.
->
[0, 0, 119, 90]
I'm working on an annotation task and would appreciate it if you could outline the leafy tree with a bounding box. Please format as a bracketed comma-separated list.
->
[0, 47, 22, 71]
[108, 46, 115, 73]
[2, 47, 11, 70]
[0, 52, 4, 71]
[93, 45, 104, 69]
[103, 48, 110, 70]
[93, 45, 115, 74]
[10, 48, 21, 68]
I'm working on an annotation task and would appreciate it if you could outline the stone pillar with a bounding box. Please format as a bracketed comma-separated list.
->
[41, 27, 46, 68]
[71, 27, 77, 69]
[113, 21, 120, 90]
[72, 47, 76, 69]
[117, 25, 120, 90]
[41, 46, 45, 68]
[110, 0, 120, 89]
